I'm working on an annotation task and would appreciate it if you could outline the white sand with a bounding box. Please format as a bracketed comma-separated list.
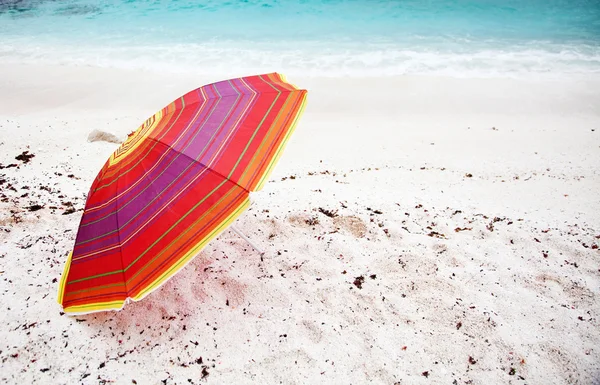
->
[1, 63, 599, 384]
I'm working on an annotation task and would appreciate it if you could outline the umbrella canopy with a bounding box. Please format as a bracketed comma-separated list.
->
[57, 73, 307, 315]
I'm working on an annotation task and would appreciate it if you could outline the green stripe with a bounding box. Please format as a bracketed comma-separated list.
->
[67, 282, 124, 296]
[69, 267, 125, 284]
[237, 87, 293, 186]
[227, 76, 281, 180]
[258, 95, 307, 187]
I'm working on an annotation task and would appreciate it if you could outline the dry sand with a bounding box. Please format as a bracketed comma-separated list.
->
[0, 64, 599, 384]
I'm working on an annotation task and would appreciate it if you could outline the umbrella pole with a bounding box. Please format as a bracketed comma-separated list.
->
[231, 225, 265, 256]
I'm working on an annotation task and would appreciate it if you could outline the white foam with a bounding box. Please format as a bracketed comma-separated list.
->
[1, 37, 599, 79]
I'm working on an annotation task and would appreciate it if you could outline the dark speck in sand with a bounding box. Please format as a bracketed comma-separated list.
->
[427, 231, 446, 239]
[468, 356, 477, 365]
[353, 276, 365, 289]
[454, 227, 472, 232]
[201, 366, 209, 379]
[305, 216, 319, 226]
[465, 173, 473, 178]
[28, 204, 43, 212]
[318, 207, 338, 218]
[422, 371, 430, 378]
[15, 151, 35, 163]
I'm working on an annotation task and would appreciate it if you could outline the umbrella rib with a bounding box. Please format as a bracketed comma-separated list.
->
[114, 161, 128, 297]
[144, 136, 251, 195]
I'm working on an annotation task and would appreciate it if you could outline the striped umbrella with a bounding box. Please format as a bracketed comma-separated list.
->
[57, 73, 307, 315]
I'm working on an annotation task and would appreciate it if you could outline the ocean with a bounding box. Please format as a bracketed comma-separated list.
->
[1, 0, 599, 78]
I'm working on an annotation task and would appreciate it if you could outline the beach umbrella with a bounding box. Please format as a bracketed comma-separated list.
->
[57, 73, 307, 315]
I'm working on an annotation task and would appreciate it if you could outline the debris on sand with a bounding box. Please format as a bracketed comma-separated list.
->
[353, 276, 365, 289]
[318, 207, 338, 218]
[27, 204, 44, 212]
[15, 151, 35, 164]
[305, 216, 319, 226]
[88, 129, 123, 144]
[427, 231, 446, 239]
[454, 227, 472, 232]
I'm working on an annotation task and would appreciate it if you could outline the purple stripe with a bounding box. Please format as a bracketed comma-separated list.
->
[74, 145, 212, 257]
[80, 94, 214, 226]
[195, 81, 261, 172]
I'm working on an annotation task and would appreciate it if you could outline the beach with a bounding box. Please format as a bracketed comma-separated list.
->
[1, 61, 599, 384]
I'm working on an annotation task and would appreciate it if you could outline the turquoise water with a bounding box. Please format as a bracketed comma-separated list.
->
[1, 0, 599, 77]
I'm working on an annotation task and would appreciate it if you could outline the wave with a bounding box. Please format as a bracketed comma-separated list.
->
[1, 38, 599, 78]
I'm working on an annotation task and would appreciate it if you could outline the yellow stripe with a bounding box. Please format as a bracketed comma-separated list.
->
[57, 251, 73, 304]
[277, 73, 301, 91]
[63, 300, 126, 314]
[107, 109, 166, 167]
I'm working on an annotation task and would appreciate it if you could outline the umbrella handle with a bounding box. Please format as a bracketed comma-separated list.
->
[230, 225, 265, 256]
